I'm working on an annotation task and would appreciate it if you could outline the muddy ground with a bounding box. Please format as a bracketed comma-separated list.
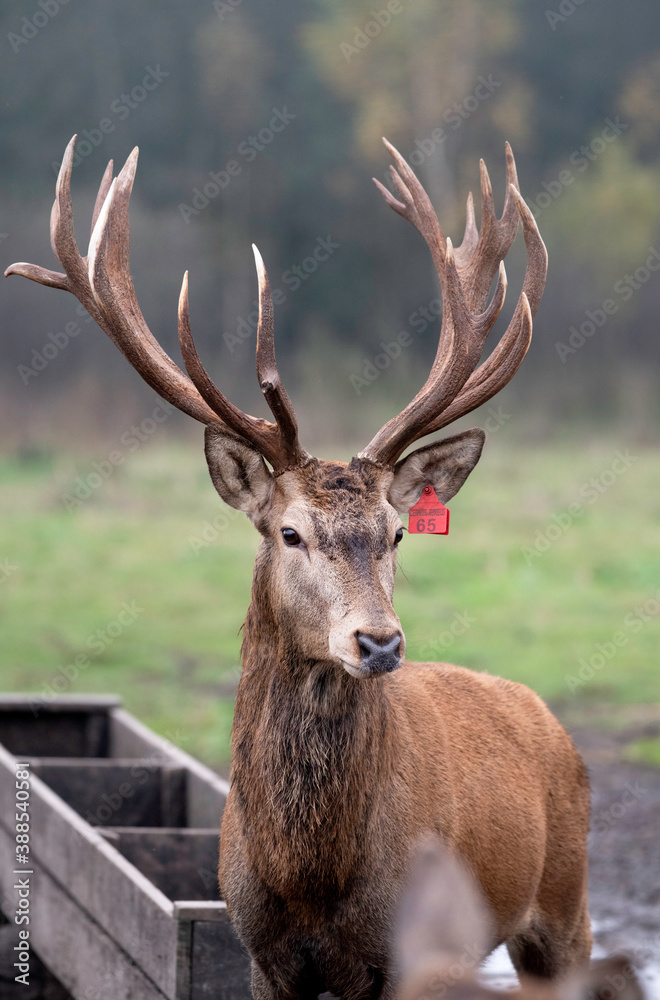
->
[568, 711, 660, 996]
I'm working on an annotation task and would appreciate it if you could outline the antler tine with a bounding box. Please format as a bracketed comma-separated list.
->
[91, 158, 114, 236]
[360, 140, 546, 467]
[459, 191, 479, 257]
[418, 294, 532, 437]
[454, 141, 520, 312]
[509, 184, 547, 315]
[403, 184, 546, 441]
[6, 136, 309, 472]
[93, 146, 209, 376]
[49, 134, 90, 294]
[86, 154, 219, 423]
[5, 135, 86, 297]
[8, 143, 116, 303]
[373, 138, 510, 375]
[177, 271, 294, 468]
[418, 187, 547, 437]
[253, 246, 309, 467]
[377, 137, 447, 279]
[177, 253, 308, 471]
[359, 234, 508, 468]
[4, 260, 71, 289]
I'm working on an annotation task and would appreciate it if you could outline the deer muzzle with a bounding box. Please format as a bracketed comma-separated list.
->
[356, 632, 402, 675]
[330, 620, 405, 679]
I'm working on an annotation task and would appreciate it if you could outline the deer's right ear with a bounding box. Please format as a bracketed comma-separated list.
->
[204, 426, 274, 519]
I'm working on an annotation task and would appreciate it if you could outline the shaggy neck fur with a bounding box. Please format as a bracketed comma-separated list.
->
[231, 543, 395, 899]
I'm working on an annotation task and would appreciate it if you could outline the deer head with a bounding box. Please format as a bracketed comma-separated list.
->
[6, 135, 546, 679]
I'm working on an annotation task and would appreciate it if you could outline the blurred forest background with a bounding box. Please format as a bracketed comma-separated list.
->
[2, 0, 660, 445]
[1, 0, 660, 765]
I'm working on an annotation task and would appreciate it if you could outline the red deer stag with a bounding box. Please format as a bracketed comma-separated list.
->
[397, 839, 641, 1000]
[7, 136, 591, 1000]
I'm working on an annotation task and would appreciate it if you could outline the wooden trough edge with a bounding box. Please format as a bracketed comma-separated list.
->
[0, 741, 181, 996]
[0, 821, 173, 1000]
[0, 695, 250, 1000]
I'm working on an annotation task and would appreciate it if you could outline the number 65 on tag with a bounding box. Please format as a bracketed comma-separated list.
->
[408, 485, 450, 535]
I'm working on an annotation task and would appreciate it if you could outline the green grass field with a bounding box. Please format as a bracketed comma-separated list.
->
[0, 436, 658, 768]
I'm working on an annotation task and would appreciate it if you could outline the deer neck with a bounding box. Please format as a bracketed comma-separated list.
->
[230, 551, 393, 883]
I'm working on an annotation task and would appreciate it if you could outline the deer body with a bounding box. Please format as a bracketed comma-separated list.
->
[217, 458, 591, 999]
[8, 134, 593, 999]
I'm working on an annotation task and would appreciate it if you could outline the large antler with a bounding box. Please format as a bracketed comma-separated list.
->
[5, 135, 309, 473]
[359, 139, 547, 467]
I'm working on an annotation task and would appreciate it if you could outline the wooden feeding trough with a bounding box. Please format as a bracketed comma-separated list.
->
[0, 695, 251, 999]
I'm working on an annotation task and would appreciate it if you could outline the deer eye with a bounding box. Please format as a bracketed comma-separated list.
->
[394, 527, 404, 545]
[282, 528, 301, 546]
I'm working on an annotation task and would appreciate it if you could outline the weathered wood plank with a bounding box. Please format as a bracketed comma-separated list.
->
[176, 920, 193, 1000]
[161, 765, 187, 828]
[191, 915, 252, 1000]
[174, 901, 229, 922]
[27, 759, 166, 827]
[0, 710, 111, 759]
[104, 829, 220, 902]
[110, 709, 229, 828]
[0, 700, 251, 999]
[85, 709, 110, 757]
[0, 695, 122, 712]
[0, 695, 119, 759]
[0, 745, 179, 998]
[0, 823, 170, 1000]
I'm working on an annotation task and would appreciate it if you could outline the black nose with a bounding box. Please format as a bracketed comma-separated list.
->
[355, 632, 401, 674]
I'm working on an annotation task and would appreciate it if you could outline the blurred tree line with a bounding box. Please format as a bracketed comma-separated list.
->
[2, 0, 660, 451]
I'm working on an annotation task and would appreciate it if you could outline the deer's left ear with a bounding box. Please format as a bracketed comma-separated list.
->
[387, 428, 485, 514]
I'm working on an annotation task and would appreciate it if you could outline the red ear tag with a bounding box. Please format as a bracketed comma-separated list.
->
[408, 485, 449, 535]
